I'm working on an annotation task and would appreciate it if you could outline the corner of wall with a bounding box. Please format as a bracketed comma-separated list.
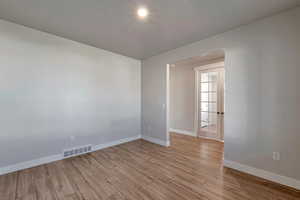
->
[141, 135, 170, 147]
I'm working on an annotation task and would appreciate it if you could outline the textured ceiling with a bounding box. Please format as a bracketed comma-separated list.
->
[0, 0, 299, 59]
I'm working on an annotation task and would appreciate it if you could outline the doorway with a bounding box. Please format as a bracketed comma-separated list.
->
[167, 50, 225, 144]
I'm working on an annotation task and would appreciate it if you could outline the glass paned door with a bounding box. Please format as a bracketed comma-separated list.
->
[198, 68, 224, 140]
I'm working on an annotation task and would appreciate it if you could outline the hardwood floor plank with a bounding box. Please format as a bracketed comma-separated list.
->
[45, 162, 77, 200]
[69, 156, 116, 199]
[31, 166, 59, 200]
[0, 172, 18, 200]
[0, 133, 299, 200]
[16, 168, 38, 200]
[61, 159, 102, 200]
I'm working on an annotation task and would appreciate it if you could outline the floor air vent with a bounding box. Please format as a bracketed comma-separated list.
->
[63, 145, 92, 158]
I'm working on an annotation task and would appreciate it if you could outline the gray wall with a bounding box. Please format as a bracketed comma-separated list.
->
[0, 20, 141, 168]
[170, 65, 195, 133]
[142, 7, 300, 180]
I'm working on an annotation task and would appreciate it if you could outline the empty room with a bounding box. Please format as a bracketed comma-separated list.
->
[0, 1, 300, 200]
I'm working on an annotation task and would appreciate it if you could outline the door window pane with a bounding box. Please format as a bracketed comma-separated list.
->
[201, 121, 208, 128]
[201, 73, 209, 82]
[209, 81, 217, 92]
[201, 83, 209, 92]
[208, 72, 218, 82]
[201, 112, 208, 122]
[200, 92, 217, 102]
[201, 92, 208, 101]
[201, 102, 209, 112]
[200, 112, 217, 132]
[209, 113, 218, 126]
[201, 102, 217, 113]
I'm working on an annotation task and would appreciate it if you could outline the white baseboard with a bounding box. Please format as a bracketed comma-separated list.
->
[0, 154, 63, 176]
[0, 135, 141, 176]
[93, 135, 141, 151]
[224, 160, 300, 190]
[142, 135, 170, 147]
[169, 128, 196, 137]
[198, 135, 224, 143]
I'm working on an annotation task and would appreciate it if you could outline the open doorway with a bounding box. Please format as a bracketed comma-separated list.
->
[167, 50, 225, 143]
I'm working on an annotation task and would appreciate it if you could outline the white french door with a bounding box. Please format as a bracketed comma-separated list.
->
[197, 68, 224, 141]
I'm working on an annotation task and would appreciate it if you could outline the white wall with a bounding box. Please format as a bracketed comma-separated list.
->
[0, 20, 141, 168]
[142, 7, 300, 182]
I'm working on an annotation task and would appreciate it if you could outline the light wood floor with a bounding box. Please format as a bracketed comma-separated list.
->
[1, 133, 299, 200]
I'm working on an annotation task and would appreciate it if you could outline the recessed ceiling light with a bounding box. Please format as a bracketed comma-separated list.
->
[137, 7, 149, 19]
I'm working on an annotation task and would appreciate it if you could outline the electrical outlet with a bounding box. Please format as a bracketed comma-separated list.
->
[273, 152, 280, 161]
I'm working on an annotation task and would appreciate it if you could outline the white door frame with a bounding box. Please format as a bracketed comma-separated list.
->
[166, 64, 171, 145]
[194, 62, 225, 141]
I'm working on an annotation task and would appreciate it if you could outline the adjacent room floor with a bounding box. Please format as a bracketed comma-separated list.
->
[0, 133, 299, 200]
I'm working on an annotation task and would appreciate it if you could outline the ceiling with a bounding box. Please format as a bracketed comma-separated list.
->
[0, 0, 299, 59]
[173, 50, 225, 67]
